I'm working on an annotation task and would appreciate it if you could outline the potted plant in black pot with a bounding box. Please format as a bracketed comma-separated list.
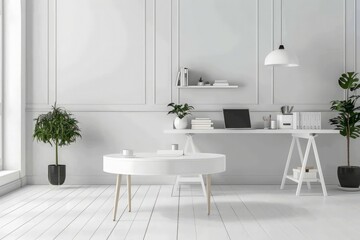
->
[330, 72, 360, 188]
[33, 104, 81, 185]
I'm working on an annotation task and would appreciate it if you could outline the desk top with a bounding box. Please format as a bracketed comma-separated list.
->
[164, 129, 339, 134]
[103, 153, 226, 175]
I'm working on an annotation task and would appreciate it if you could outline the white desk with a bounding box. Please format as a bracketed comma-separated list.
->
[164, 129, 339, 196]
[103, 153, 226, 220]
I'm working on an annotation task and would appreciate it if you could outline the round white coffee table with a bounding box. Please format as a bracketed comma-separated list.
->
[103, 153, 226, 220]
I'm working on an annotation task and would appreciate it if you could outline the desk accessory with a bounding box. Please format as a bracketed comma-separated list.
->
[293, 167, 317, 180]
[198, 77, 204, 86]
[277, 115, 293, 129]
[123, 149, 133, 156]
[293, 112, 321, 129]
[167, 103, 194, 129]
[281, 105, 294, 115]
[223, 109, 252, 129]
[176, 67, 189, 86]
[270, 120, 277, 129]
[262, 115, 271, 129]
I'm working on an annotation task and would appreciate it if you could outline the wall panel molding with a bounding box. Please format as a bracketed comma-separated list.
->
[26, 0, 50, 105]
[175, 0, 259, 106]
[273, 0, 346, 105]
[27, 0, 360, 112]
[55, 0, 147, 106]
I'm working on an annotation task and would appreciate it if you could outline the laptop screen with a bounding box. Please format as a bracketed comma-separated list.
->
[223, 109, 251, 129]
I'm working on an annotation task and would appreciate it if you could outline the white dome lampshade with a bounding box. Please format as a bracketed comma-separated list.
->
[264, 45, 299, 67]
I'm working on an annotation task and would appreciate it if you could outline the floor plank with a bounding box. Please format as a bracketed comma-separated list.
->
[192, 185, 230, 240]
[0, 186, 83, 239]
[0, 185, 52, 217]
[212, 185, 256, 240]
[36, 186, 107, 240]
[231, 185, 307, 240]
[177, 186, 197, 240]
[219, 185, 271, 240]
[143, 185, 179, 240]
[89, 185, 140, 240]
[108, 185, 150, 240]
[124, 185, 161, 240]
[16, 186, 95, 240]
[0, 187, 65, 230]
[55, 186, 113, 239]
[1, 184, 360, 240]
[73, 186, 123, 240]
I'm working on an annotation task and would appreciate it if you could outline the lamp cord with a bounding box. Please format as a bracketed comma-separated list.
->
[280, 0, 283, 45]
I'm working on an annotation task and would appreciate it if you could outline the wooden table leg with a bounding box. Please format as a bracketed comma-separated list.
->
[206, 175, 211, 215]
[127, 175, 132, 212]
[113, 174, 122, 221]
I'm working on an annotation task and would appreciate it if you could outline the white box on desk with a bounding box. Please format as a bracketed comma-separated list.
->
[293, 168, 318, 179]
[277, 115, 293, 129]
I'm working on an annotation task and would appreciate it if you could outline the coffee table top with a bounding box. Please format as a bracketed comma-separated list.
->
[103, 153, 226, 175]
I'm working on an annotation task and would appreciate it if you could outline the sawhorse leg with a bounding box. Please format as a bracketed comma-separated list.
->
[172, 134, 207, 198]
[281, 134, 327, 196]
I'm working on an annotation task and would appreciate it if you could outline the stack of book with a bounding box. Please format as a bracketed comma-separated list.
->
[293, 112, 321, 129]
[213, 80, 229, 86]
[191, 118, 214, 130]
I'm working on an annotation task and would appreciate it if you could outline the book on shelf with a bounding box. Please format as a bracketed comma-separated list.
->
[192, 124, 214, 128]
[191, 117, 214, 129]
[191, 120, 213, 124]
[191, 126, 214, 130]
[213, 80, 230, 86]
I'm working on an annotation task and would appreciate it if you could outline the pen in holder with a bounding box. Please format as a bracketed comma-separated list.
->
[262, 115, 271, 129]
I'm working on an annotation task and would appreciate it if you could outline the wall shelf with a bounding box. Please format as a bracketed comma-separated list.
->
[176, 85, 238, 89]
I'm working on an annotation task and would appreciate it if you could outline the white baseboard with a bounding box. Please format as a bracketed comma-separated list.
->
[26, 174, 339, 185]
[0, 177, 26, 196]
[26, 175, 178, 185]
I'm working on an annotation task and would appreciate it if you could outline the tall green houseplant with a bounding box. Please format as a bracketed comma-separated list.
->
[33, 104, 81, 185]
[330, 72, 360, 188]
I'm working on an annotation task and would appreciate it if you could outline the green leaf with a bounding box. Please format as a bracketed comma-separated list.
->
[166, 102, 194, 118]
[33, 104, 82, 158]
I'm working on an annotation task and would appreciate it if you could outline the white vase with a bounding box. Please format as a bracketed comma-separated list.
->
[174, 117, 188, 129]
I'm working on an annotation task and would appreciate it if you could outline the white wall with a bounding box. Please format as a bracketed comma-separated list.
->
[25, 0, 360, 184]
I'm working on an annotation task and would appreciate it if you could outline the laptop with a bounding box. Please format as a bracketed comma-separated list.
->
[223, 109, 252, 129]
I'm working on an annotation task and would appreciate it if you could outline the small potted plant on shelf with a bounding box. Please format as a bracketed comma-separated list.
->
[330, 72, 360, 188]
[33, 104, 81, 185]
[167, 102, 194, 129]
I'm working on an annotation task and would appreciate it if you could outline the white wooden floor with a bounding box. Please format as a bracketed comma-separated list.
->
[0, 184, 359, 240]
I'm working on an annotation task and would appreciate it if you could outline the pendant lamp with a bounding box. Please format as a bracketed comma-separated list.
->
[264, 0, 299, 67]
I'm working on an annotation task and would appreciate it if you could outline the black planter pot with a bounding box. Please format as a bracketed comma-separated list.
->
[338, 166, 360, 188]
[48, 165, 66, 185]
